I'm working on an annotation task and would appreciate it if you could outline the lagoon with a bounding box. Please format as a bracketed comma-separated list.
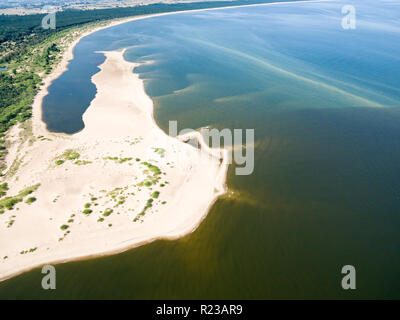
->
[1, 0, 399, 299]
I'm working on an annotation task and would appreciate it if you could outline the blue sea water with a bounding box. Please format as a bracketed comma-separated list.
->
[42, 0, 400, 133]
[1, 0, 400, 298]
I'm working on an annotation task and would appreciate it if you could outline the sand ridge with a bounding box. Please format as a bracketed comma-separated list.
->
[0, 50, 228, 281]
[0, 0, 330, 281]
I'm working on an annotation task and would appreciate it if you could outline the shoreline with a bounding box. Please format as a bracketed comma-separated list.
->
[1, 0, 328, 282]
[0, 50, 228, 282]
[32, 0, 331, 135]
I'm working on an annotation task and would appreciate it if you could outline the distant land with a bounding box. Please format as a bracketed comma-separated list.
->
[0, 0, 236, 15]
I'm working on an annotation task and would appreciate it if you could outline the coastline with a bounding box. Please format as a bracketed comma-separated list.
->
[0, 50, 228, 282]
[33, 0, 332, 136]
[0, 0, 329, 282]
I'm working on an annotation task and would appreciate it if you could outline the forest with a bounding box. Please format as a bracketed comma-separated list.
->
[0, 0, 274, 44]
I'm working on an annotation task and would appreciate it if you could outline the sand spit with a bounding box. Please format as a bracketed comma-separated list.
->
[31, 0, 334, 137]
[0, 50, 228, 281]
[0, 0, 331, 282]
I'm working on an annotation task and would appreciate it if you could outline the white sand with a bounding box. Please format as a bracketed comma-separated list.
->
[0, 49, 228, 281]
[0, 0, 330, 281]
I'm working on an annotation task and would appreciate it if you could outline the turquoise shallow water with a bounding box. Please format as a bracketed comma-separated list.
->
[1, 0, 400, 298]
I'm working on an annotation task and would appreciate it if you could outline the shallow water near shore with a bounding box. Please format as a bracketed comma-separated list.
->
[1, 0, 400, 298]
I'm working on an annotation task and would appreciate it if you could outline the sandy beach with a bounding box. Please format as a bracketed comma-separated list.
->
[0, 0, 328, 282]
[0, 48, 228, 281]
[32, 0, 331, 135]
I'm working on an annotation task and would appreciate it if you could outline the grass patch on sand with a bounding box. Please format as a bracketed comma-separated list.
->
[63, 149, 80, 160]
[104, 156, 132, 163]
[74, 160, 92, 165]
[0, 183, 40, 210]
[133, 198, 153, 222]
[55, 149, 80, 165]
[103, 208, 113, 216]
[25, 196, 36, 204]
[136, 162, 163, 188]
[18, 183, 40, 197]
[20, 247, 37, 255]
[141, 162, 161, 176]
[153, 147, 166, 158]
[0, 182, 8, 197]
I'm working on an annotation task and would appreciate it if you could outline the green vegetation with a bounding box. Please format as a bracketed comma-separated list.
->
[153, 147, 166, 157]
[58, 218, 73, 241]
[0, 182, 8, 197]
[84, 203, 91, 208]
[0, 197, 21, 210]
[19, 183, 40, 197]
[0, 37, 59, 170]
[0, 1, 264, 52]
[63, 149, 80, 160]
[104, 156, 132, 163]
[151, 191, 160, 199]
[136, 161, 163, 189]
[83, 209, 92, 215]
[103, 208, 113, 216]
[141, 162, 161, 175]
[133, 198, 154, 222]
[74, 160, 92, 165]
[25, 196, 36, 204]
[20, 247, 37, 254]
[144, 181, 152, 187]
[37, 135, 52, 141]
[0, 183, 40, 210]
[0, 70, 41, 144]
[55, 149, 80, 166]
